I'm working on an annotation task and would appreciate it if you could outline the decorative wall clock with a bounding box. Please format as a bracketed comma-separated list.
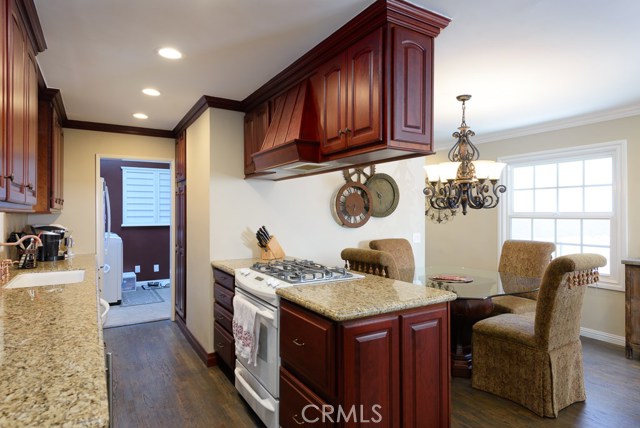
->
[334, 181, 373, 228]
[365, 173, 400, 217]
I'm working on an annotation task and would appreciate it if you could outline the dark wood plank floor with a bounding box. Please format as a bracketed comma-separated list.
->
[104, 320, 264, 428]
[452, 337, 640, 427]
[105, 321, 640, 428]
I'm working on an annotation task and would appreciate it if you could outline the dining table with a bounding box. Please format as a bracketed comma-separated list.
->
[418, 266, 542, 378]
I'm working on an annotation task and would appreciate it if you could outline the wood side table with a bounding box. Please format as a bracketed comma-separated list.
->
[623, 259, 640, 360]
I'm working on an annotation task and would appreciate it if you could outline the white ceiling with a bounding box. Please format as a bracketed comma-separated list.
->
[34, 0, 640, 147]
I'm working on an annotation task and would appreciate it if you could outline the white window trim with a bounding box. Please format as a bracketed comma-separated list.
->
[498, 140, 627, 292]
[121, 166, 171, 227]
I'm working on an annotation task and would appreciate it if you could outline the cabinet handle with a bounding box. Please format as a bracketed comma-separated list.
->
[217, 342, 225, 348]
[26, 183, 34, 191]
[292, 414, 305, 425]
[4, 174, 14, 182]
[338, 129, 344, 136]
[292, 338, 305, 347]
[344, 127, 351, 134]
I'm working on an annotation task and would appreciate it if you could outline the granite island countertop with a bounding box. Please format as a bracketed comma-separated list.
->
[0, 254, 108, 427]
[277, 274, 457, 321]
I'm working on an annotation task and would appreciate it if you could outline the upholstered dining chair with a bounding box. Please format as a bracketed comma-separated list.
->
[492, 240, 556, 314]
[341, 238, 415, 282]
[472, 253, 607, 417]
[368, 238, 415, 283]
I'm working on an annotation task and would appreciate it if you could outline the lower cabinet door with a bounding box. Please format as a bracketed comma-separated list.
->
[214, 322, 235, 369]
[280, 367, 333, 428]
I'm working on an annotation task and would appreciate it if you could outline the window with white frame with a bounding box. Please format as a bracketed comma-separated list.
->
[500, 141, 627, 290]
[122, 166, 171, 227]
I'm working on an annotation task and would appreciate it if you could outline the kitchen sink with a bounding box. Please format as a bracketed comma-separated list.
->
[4, 270, 85, 289]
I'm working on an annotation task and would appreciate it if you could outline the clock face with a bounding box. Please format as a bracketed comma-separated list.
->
[334, 182, 372, 228]
[365, 173, 400, 217]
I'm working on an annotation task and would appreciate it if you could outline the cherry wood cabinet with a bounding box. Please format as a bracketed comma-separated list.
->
[213, 267, 236, 371]
[280, 299, 450, 428]
[2, 0, 40, 208]
[280, 367, 333, 428]
[0, 0, 6, 202]
[243, 102, 269, 175]
[314, 29, 382, 155]
[624, 261, 640, 360]
[175, 180, 187, 322]
[242, 1, 449, 179]
[34, 89, 64, 213]
[4, 0, 37, 205]
[175, 131, 186, 182]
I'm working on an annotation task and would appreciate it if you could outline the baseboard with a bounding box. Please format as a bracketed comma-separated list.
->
[175, 316, 217, 367]
[580, 327, 625, 347]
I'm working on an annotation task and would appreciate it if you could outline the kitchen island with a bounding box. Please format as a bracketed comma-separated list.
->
[277, 275, 456, 428]
[0, 254, 109, 427]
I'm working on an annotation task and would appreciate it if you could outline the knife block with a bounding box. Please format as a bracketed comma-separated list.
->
[260, 236, 285, 260]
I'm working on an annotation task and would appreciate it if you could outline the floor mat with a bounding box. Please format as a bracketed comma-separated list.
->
[121, 288, 164, 307]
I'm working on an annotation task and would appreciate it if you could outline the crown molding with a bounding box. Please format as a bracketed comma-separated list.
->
[64, 120, 175, 139]
[435, 105, 640, 150]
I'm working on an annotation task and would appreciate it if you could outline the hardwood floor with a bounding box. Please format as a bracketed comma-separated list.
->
[105, 322, 639, 427]
[452, 337, 640, 427]
[103, 320, 263, 428]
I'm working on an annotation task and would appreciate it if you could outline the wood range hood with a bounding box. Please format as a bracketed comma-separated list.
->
[245, 0, 451, 181]
[251, 80, 330, 178]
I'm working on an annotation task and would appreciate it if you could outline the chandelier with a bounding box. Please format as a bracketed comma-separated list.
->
[423, 95, 506, 215]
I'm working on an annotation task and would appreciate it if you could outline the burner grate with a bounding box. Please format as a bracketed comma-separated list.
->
[250, 259, 356, 284]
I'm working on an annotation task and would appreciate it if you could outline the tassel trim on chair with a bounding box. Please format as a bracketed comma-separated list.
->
[566, 268, 599, 288]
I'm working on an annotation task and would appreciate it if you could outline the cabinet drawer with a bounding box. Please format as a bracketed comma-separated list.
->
[214, 322, 235, 369]
[213, 268, 234, 290]
[214, 283, 234, 312]
[280, 367, 333, 428]
[280, 301, 335, 397]
[214, 302, 233, 333]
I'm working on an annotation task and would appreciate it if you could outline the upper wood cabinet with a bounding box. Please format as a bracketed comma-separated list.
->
[2, 0, 42, 208]
[314, 29, 382, 155]
[34, 90, 64, 213]
[242, 0, 449, 180]
[0, 0, 7, 201]
[243, 102, 269, 175]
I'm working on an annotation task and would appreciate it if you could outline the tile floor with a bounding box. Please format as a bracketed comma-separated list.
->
[104, 281, 172, 328]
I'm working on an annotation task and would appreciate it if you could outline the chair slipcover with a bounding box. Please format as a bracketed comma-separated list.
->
[472, 253, 606, 417]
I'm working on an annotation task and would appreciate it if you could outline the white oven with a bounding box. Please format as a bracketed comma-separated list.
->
[233, 287, 279, 428]
[233, 261, 362, 428]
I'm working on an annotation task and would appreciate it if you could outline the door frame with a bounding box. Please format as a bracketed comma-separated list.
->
[95, 154, 176, 321]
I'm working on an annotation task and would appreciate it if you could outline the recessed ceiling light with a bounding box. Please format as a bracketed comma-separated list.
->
[158, 47, 182, 59]
[133, 113, 148, 120]
[142, 88, 161, 96]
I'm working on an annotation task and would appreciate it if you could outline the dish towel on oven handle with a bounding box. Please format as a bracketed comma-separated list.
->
[232, 294, 261, 366]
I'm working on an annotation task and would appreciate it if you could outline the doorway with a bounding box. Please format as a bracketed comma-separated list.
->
[96, 155, 175, 328]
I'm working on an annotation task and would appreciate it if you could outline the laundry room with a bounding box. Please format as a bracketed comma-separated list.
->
[99, 158, 172, 327]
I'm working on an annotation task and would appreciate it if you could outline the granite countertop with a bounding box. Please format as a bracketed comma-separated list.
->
[211, 258, 262, 275]
[277, 274, 457, 321]
[0, 254, 108, 427]
[622, 258, 640, 266]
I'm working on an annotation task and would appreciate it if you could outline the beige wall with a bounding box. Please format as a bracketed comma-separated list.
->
[186, 108, 427, 353]
[426, 114, 640, 340]
[185, 110, 214, 351]
[27, 128, 175, 255]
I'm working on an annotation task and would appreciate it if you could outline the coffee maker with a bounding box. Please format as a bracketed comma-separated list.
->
[30, 224, 70, 261]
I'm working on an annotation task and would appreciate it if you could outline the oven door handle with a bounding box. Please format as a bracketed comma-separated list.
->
[256, 309, 274, 322]
[234, 367, 275, 413]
